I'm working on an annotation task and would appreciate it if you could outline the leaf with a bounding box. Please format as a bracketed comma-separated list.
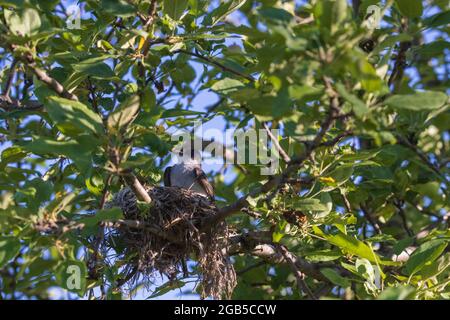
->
[0, 146, 28, 169]
[286, 197, 329, 212]
[288, 85, 323, 102]
[424, 10, 450, 29]
[78, 208, 123, 227]
[19, 138, 93, 172]
[395, 0, 423, 18]
[107, 95, 140, 133]
[4, 8, 41, 36]
[313, 226, 394, 265]
[305, 249, 342, 262]
[272, 220, 287, 243]
[211, 78, 245, 95]
[0, 236, 21, 268]
[72, 60, 116, 79]
[384, 91, 448, 111]
[336, 83, 369, 118]
[377, 285, 416, 300]
[46, 96, 104, 138]
[146, 280, 185, 299]
[101, 0, 136, 17]
[405, 239, 448, 276]
[416, 41, 450, 58]
[160, 109, 203, 118]
[163, 0, 188, 20]
[321, 268, 351, 287]
[259, 7, 293, 23]
[141, 87, 156, 112]
[208, 0, 247, 27]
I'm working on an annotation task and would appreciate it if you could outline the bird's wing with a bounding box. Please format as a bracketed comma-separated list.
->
[163, 166, 172, 186]
[193, 166, 214, 200]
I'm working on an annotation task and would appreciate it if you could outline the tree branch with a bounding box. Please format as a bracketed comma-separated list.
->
[262, 122, 291, 163]
[277, 245, 317, 300]
[0, 96, 43, 111]
[2, 58, 17, 100]
[202, 78, 343, 230]
[122, 173, 152, 204]
[174, 49, 255, 82]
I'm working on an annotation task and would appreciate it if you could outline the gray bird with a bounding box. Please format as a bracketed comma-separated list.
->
[163, 150, 214, 200]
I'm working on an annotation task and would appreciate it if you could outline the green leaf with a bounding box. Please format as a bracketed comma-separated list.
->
[211, 78, 245, 95]
[78, 208, 123, 227]
[336, 83, 369, 118]
[259, 8, 293, 23]
[305, 249, 342, 262]
[46, 96, 104, 138]
[405, 239, 448, 276]
[384, 91, 447, 111]
[160, 109, 203, 118]
[424, 10, 450, 28]
[72, 60, 116, 79]
[272, 220, 288, 243]
[0, 146, 28, 169]
[208, 0, 247, 27]
[101, 0, 136, 17]
[321, 268, 351, 287]
[107, 95, 140, 133]
[286, 197, 329, 212]
[313, 226, 394, 265]
[146, 280, 185, 299]
[416, 41, 450, 58]
[19, 138, 93, 172]
[0, 236, 21, 268]
[288, 85, 323, 102]
[163, 0, 188, 20]
[4, 8, 41, 36]
[395, 0, 423, 18]
[141, 87, 156, 112]
[377, 285, 416, 300]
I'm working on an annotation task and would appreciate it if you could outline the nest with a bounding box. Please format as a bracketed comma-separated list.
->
[105, 186, 236, 299]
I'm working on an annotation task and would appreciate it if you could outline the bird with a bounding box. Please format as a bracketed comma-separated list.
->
[163, 149, 214, 200]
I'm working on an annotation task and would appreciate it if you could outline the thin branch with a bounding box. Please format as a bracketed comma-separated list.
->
[122, 173, 152, 204]
[174, 49, 255, 82]
[236, 261, 266, 276]
[277, 245, 317, 300]
[361, 205, 382, 235]
[394, 200, 414, 237]
[26, 60, 78, 101]
[2, 58, 17, 100]
[0, 96, 43, 111]
[262, 122, 291, 163]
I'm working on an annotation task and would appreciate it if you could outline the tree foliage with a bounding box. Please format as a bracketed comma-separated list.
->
[0, 0, 449, 300]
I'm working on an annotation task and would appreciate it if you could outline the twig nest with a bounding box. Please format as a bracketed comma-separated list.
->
[105, 186, 236, 299]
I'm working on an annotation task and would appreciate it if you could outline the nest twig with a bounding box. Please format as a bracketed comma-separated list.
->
[105, 186, 236, 299]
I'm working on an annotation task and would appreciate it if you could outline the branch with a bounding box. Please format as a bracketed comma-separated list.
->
[26, 60, 78, 101]
[262, 122, 291, 163]
[0, 96, 43, 111]
[174, 49, 255, 82]
[203, 78, 343, 229]
[122, 173, 152, 204]
[2, 59, 17, 99]
[228, 232, 330, 282]
[277, 245, 317, 300]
